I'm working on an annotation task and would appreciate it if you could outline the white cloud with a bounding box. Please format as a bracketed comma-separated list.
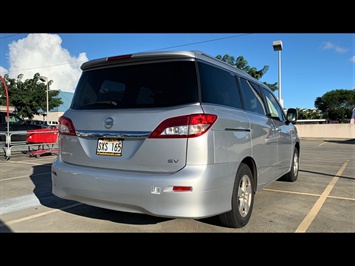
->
[8, 33, 88, 93]
[322, 41, 335, 49]
[334, 46, 348, 53]
[350, 56, 355, 63]
[322, 41, 348, 54]
[0, 66, 8, 76]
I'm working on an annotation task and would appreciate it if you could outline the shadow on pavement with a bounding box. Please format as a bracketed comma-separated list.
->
[0, 219, 13, 232]
[324, 139, 355, 145]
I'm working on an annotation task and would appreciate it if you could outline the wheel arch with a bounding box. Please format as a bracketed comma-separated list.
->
[240, 156, 257, 194]
[295, 141, 300, 155]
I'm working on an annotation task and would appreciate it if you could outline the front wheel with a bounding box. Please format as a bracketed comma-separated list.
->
[219, 163, 254, 228]
[279, 148, 299, 182]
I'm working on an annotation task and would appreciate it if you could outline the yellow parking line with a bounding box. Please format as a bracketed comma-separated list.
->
[264, 188, 320, 197]
[295, 160, 349, 233]
[0, 203, 82, 228]
[0, 160, 50, 166]
[0, 172, 49, 182]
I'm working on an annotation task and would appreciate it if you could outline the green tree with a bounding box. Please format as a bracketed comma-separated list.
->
[216, 54, 276, 91]
[263, 81, 278, 92]
[297, 108, 323, 119]
[0, 73, 63, 119]
[314, 89, 355, 122]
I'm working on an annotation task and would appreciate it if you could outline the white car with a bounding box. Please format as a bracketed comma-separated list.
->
[51, 50, 300, 228]
[47, 120, 59, 128]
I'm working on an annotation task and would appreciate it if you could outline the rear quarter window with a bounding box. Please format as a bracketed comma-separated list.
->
[198, 62, 242, 109]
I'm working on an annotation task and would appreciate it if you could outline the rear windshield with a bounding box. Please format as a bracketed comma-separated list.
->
[71, 61, 199, 110]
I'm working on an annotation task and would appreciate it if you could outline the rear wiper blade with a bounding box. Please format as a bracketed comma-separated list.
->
[87, 101, 118, 106]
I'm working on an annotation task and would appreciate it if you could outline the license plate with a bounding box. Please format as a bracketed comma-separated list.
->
[96, 138, 123, 156]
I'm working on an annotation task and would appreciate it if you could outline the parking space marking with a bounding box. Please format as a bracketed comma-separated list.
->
[0, 175, 29, 181]
[0, 193, 40, 215]
[0, 172, 49, 182]
[0, 202, 82, 228]
[295, 160, 349, 233]
[265, 188, 355, 201]
[264, 188, 320, 197]
[0, 159, 50, 166]
[1, 140, 353, 232]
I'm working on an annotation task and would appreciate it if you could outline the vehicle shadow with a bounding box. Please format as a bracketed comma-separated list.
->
[323, 139, 355, 144]
[298, 169, 355, 180]
[0, 219, 13, 232]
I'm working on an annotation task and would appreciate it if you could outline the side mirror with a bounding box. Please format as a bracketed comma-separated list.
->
[286, 108, 298, 123]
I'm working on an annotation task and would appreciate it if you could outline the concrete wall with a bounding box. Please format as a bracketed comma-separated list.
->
[1, 106, 63, 123]
[24, 114, 355, 140]
[295, 124, 355, 139]
[31, 112, 64, 123]
[2, 105, 355, 140]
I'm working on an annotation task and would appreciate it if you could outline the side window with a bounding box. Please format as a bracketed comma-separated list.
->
[262, 88, 285, 121]
[6, 113, 22, 123]
[239, 77, 266, 115]
[198, 62, 242, 109]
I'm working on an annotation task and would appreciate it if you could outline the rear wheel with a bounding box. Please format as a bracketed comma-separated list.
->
[219, 163, 254, 228]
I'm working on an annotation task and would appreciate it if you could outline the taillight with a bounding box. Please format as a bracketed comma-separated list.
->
[148, 114, 217, 139]
[58, 116, 76, 136]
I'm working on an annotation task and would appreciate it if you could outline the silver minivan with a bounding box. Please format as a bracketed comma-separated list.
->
[51, 50, 300, 228]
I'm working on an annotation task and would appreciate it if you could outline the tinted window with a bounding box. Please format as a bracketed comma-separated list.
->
[198, 62, 242, 109]
[239, 78, 266, 115]
[4, 113, 23, 124]
[71, 61, 199, 110]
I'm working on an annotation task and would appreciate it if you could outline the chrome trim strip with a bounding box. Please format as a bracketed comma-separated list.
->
[76, 130, 151, 139]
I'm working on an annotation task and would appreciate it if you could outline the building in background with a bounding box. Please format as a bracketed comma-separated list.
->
[27, 91, 74, 123]
[0, 106, 15, 112]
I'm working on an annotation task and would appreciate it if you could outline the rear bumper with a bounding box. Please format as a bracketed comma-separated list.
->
[51, 157, 235, 219]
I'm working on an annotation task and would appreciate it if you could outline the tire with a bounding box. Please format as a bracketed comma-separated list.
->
[279, 148, 299, 182]
[219, 163, 254, 228]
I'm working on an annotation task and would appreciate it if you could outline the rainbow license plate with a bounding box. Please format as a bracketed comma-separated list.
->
[96, 138, 123, 156]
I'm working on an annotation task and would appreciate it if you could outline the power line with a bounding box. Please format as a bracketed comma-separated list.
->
[9, 60, 87, 72]
[147, 33, 253, 52]
[0, 33, 22, 40]
[3, 33, 253, 73]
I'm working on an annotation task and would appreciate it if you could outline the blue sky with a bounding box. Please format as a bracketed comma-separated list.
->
[0, 33, 354, 109]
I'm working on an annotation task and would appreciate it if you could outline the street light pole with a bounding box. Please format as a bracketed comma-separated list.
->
[39, 76, 49, 121]
[273, 40, 283, 108]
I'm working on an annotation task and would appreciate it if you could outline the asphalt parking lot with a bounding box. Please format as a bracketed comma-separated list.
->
[0, 138, 354, 233]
